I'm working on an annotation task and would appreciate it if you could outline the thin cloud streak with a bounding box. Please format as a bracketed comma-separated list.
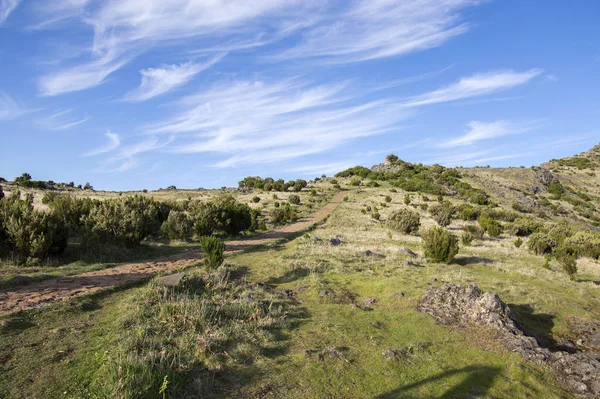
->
[83, 130, 121, 157]
[122, 55, 225, 102]
[440, 120, 540, 148]
[0, 0, 21, 25]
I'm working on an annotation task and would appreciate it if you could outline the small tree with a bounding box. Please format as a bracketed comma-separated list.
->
[422, 227, 459, 263]
[387, 208, 421, 234]
[200, 236, 225, 269]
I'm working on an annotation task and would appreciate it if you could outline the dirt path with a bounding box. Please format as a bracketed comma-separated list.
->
[0, 192, 345, 317]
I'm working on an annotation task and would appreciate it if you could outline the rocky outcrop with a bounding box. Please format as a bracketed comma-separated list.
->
[418, 283, 600, 397]
[535, 168, 559, 186]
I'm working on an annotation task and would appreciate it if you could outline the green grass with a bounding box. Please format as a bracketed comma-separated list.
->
[2, 185, 599, 398]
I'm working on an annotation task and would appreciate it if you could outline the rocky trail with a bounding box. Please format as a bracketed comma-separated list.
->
[0, 191, 345, 317]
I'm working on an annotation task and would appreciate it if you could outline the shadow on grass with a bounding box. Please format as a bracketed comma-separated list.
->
[373, 365, 502, 399]
[508, 303, 575, 353]
[452, 256, 495, 266]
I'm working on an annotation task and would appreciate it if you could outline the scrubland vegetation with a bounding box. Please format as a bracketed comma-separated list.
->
[1, 146, 600, 398]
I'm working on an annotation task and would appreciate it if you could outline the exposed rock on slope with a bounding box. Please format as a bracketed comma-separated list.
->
[418, 283, 600, 397]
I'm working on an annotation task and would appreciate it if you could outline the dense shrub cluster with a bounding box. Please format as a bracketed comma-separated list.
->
[477, 213, 503, 237]
[386, 208, 420, 234]
[506, 217, 543, 237]
[421, 226, 459, 263]
[1, 191, 255, 264]
[0, 192, 68, 263]
[238, 176, 307, 192]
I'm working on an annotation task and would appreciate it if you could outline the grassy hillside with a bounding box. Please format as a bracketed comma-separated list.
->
[1, 146, 599, 398]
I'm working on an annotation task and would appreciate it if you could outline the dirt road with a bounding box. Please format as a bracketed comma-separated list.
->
[0, 192, 345, 317]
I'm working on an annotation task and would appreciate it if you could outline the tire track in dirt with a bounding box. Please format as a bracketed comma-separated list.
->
[0, 192, 345, 317]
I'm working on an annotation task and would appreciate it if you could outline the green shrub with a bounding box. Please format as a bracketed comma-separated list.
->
[329, 179, 338, 185]
[463, 225, 485, 240]
[161, 211, 193, 240]
[0, 192, 68, 263]
[461, 232, 473, 246]
[548, 182, 564, 198]
[514, 237, 523, 248]
[555, 246, 577, 278]
[288, 194, 301, 205]
[200, 236, 225, 269]
[349, 177, 362, 186]
[478, 213, 503, 237]
[82, 195, 162, 246]
[371, 211, 380, 220]
[507, 217, 543, 237]
[385, 195, 392, 203]
[386, 208, 420, 234]
[429, 203, 453, 227]
[527, 232, 556, 256]
[343, 195, 349, 202]
[563, 231, 600, 259]
[404, 194, 410, 205]
[421, 227, 459, 263]
[252, 196, 261, 203]
[270, 204, 298, 225]
[456, 204, 480, 221]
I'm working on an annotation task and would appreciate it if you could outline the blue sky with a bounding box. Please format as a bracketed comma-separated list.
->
[0, 0, 599, 190]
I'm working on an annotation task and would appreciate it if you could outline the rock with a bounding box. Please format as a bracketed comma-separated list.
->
[401, 260, 417, 267]
[362, 250, 373, 257]
[12, 275, 31, 286]
[418, 283, 600, 398]
[398, 247, 418, 258]
[536, 168, 559, 186]
[311, 235, 322, 243]
[393, 292, 405, 298]
[319, 290, 330, 297]
[327, 237, 341, 246]
[382, 349, 399, 360]
[157, 273, 187, 287]
[588, 332, 600, 348]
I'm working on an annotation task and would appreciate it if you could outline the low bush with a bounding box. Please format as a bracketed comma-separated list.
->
[288, 194, 301, 205]
[252, 196, 261, 203]
[421, 226, 459, 263]
[429, 203, 454, 227]
[463, 224, 485, 240]
[514, 237, 523, 248]
[507, 217, 543, 237]
[527, 232, 556, 256]
[461, 232, 473, 246]
[478, 213, 503, 237]
[200, 236, 225, 269]
[385, 195, 392, 203]
[386, 208, 420, 234]
[161, 211, 193, 240]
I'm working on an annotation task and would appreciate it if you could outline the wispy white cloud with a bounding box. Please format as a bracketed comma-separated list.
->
[272, 0, 481, 63]
[399, 69, 543, 107]
[0, 91, 28, 120]
[144, 78, 411, 167]
[35, 0, 303, 96]
[0, 0, 21, 25]
[83, 130, 121, 157]
[123, 56, 225, 102]
[51, 117, 89, 131]
[440, 120, 539, 148]
[39, 51, 131, 96]
[34, 0, 487, 96]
